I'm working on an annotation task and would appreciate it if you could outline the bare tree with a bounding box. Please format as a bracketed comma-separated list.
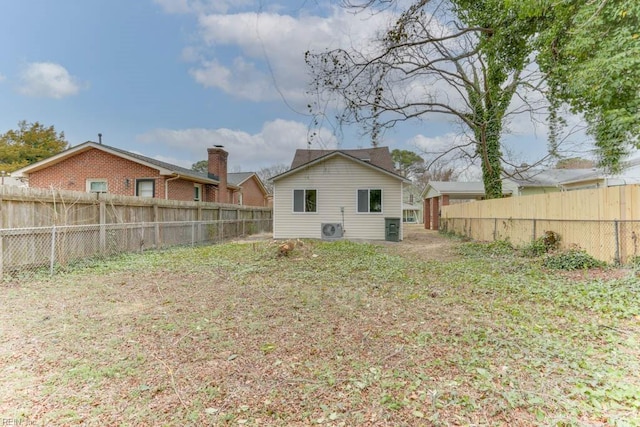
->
[257, 163, 289, 194]
[306, 0, 550, 198]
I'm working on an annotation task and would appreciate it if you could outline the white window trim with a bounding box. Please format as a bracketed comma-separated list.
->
[292, 189, 318, 213]
[356, 188, 383, 214]
[194, 184, 202, 201]
[86, 179, 108, 193]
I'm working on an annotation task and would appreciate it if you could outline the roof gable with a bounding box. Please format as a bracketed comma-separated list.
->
[228, 172, 269, 195]
[273, 147, 409, 183]
[290, 147, 397, 173]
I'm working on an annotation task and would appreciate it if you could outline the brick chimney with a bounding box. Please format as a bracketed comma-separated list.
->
[208, 145, 228, 203]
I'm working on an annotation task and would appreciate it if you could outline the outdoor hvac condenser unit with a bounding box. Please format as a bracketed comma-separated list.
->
[321, 223, 343, 240]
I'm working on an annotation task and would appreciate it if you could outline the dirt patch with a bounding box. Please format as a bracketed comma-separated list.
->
[235, 224, 461, 262]
[392, 223, 460, 262]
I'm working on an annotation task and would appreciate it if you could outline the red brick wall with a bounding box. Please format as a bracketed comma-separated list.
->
[239, 176, 267, 207]
[167, 178, 196, 201]
[28, 148, 217, 202]
[208, 148, 228, 203]
[29, 149, 160, 196]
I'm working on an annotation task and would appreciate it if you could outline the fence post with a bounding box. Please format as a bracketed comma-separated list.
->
[191, 222, 195, 246]
[50, 225, 57, 276]
[532, 219, 537, 241]
[614, 219, 620, 265]
[0, 231, 4, 280]
[139, 224, 144, 253]
[99, 201, 106, 253]
[153, 205, 161, 248]
[493, 218, 497, 241]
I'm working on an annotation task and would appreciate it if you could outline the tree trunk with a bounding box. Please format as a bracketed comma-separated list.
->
[481, 123, 503, 199]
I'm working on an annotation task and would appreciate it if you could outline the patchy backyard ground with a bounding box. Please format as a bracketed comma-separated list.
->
[1, 225, 639, 426]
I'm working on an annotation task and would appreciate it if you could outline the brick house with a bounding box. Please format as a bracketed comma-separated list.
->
[228, 172, 270, 206]
[12, 141, 270, 206]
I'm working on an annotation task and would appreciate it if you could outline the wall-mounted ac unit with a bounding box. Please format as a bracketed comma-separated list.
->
[321, 223, 343, 240]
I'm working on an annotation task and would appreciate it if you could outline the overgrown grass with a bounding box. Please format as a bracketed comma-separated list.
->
[1, 238, 639, 426]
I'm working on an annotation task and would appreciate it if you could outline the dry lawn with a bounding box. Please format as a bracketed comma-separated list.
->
[1, 225, 639, 426]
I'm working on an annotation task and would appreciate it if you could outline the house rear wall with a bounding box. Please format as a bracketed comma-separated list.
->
[273, 156, 403, 240]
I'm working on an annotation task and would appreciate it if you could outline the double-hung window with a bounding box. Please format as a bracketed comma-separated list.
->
[293, 189, 317, 213]
[357, 189, 382, 213]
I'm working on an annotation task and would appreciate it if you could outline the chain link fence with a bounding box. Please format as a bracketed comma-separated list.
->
[441, 217, 640, 265]
[0, 218, 272, 280]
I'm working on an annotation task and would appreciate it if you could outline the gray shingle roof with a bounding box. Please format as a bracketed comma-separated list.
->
[101, 142, 212, 182]
[427, 181, 487, 194]
[504, 168, 598, 187]
[290, 147, 397, 173]
[423, 181, 512, 199]
[227, 172, 254, 186]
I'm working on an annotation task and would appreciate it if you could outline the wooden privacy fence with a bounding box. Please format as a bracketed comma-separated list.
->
[440, 185, 640, 264]
[0, 185, 272, 228]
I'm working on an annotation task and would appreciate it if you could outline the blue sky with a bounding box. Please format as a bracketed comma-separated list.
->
[0, 0, 591, 174]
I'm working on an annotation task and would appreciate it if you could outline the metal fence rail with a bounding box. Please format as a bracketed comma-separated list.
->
[0, 218, 272, 279]
[441, 217, 640, 265]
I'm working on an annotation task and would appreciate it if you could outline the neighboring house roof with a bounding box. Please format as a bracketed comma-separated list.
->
[503, 168, 597, 188]
[558, 157, 640, 186]
[227, 172, 254, 186]
[12, 141, 240, 188]
[290, 147, 397, 173]
[505, 158, 640, 188]
[422, 181, 512, 199]
[228, 172, 269, 195]
[272, 147, 410, 183]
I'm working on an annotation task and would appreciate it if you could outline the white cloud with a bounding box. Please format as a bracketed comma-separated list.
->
[190, 57, 271, 102]
[18, 62, 83, 99]
[136, 119, 337, 171]
[185, 8, 393, 103]
[410, 133, 471, 153]
[153, 0, 252, 15]
[0, 73, 6, 82]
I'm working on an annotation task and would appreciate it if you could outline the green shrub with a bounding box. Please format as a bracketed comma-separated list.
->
[459, 240, 514, 258]
[627, 255, 640, 268]
[542, 248, 606, 270]
[521, 238, 548, 258]
[522, 231, 561, 258]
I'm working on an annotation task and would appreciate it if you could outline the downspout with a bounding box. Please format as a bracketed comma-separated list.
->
[165, 175, 181, 199]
